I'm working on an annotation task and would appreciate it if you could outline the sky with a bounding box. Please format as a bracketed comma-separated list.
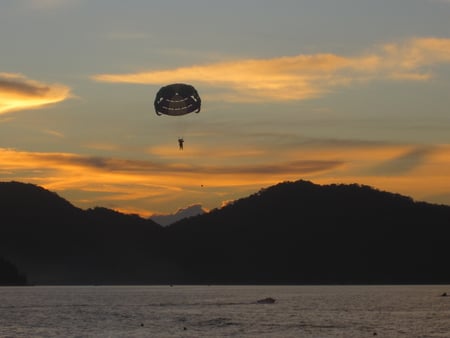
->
[1, 0, 450, 217]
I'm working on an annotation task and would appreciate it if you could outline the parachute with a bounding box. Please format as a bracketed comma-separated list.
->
[154, 83, 201, 116]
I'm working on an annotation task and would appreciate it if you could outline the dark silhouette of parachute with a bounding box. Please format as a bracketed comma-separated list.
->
[154, 83, 201, 116]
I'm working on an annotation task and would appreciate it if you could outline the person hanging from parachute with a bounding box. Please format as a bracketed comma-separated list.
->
[154, 83, 201, 150]
[178, 137, 184, 150]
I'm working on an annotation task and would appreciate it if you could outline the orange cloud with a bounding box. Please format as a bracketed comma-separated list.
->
[382, 38, 450, 69]
[92, 37, 450, 102]
[2, 141, 450, 215]
[0, 73, 71, 115]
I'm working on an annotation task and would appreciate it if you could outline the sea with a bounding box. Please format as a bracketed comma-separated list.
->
[0, 285, 448, 337]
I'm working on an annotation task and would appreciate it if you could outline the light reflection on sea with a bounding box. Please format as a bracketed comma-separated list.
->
[0, 285, 449, 337]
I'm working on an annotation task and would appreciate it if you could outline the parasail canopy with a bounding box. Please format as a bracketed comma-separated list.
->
[154, 83, 201, 116]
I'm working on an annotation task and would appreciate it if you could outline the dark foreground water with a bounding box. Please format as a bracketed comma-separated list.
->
[0, 285, 449, 337]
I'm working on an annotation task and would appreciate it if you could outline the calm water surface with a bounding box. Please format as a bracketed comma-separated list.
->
[0, 285, 449, 337]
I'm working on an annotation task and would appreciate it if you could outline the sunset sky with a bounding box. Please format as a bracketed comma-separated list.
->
[1, 0, 450, 217]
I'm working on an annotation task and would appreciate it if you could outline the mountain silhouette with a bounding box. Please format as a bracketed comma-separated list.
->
[151, 204, 206, 226]
[167, 180, 450, 284]
[0, 181, 165, 284]
[1, 180, 449, 285]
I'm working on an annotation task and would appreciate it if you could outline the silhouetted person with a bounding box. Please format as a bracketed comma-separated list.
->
[178, 138, 184, 150]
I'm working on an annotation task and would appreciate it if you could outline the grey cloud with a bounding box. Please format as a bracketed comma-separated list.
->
[0, 78, 50, 97]
[34, 153, 342, 176]
[0, 73, 70, 114]
[230, 160, 343, 175]
[36, 153, 168, 172]
[369, 147, 434, 176]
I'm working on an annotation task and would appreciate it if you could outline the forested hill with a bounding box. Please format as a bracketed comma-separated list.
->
[1, 180, 449, 285]
[0, 181, 163, 285]
[167, 180, 450, 284]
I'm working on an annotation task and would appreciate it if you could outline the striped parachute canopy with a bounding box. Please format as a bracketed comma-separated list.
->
[154, 83, 201, 116]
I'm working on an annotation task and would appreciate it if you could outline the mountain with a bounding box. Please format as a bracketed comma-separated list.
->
[165, 180, 450, 284]
[1, 180, 449, 285]
[0, 181, 166, 284]
[151, 204, 206, 226]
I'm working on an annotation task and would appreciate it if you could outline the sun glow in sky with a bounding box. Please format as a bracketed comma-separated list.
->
[1, 0, 450, 216]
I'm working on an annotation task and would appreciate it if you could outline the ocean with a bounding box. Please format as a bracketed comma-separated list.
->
[0, 285, 448, 337]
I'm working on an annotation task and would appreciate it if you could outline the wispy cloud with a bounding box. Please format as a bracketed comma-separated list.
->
[0, 146, 341, 214]
[93, 37, 450, 102]
[2, 141, 450, 214]
[0, 147, 341, 182]
[367, 147, 434, 176]
[42, 129, 65, 138]
[0, 73, 71, 115]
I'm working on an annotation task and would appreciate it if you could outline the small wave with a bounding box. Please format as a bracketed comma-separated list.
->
[197, 317, 239, 328]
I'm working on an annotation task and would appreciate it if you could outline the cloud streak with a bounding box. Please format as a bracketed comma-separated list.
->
[0, 146, 342, 215]
[0, 148, 341, 181]
[93, 37, 450, 102]
[367, 147, 434, 176]
[2, 141, 450, 215]
[0, 73, 71, 115]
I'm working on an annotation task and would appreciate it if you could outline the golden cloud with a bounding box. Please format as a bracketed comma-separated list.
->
[93, 37, 450, 102]
[0, 73, 71, 115]
[2, 141, 450, 215]
[0, 146, 342, 215]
